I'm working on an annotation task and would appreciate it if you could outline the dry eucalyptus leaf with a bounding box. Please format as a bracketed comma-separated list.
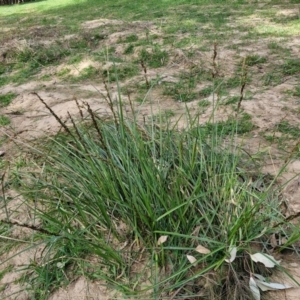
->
[253, 274, 293, 292]
[195, 245, 211, 254]
[186, 255, 197, 264]
[249, 277, 260, 300]
[255, 280, 293, 292]
[157, 235, 168, 245]
[225, 246, 237, 263]
[250, 253, 281, 268]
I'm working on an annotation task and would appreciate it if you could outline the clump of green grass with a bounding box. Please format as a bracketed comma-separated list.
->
[224, 95, 240, 105]
[201, 112, 255, 136]
[57, 68, 71, 77]
[225, 76, 241, 89]
[0, 115, 10, 126]
[103, 64, 139, 82]
[0, 92, 17, 108]
[140, 46, 168, 68]
[282, 59, 300, 75]
[263, 72, 282, 86]
[276, 120, 300, 138]
[245, 55, 267, 66]
[8, 94, 296, 300]
[292, 86, 300, 97]
[69, 66, 99, 82]
[198, 99, 211, 107]
[119, 34, 139, 43]
[124, 44, 134, 54]
[199, 85, 214, 97]
[163, 78, 197, 102]
[11, 43, 71, 66]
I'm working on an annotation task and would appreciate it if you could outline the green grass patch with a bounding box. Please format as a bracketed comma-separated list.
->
[163, 77, 197, 102]
[118, 34, 139, 43]
[0, 115, 10, 126]
[140, 46, 168, 68]
[202, 112, 254, 136]
[245, 55, 267, 66]
[276, 120, 300, 138]
[293, 86, 300, 98]
[198, 99, 211, 107]
[0, 92, 17, 108]
[224, 95, 240, 105]
[124, 44, 134, 54]
[282, 59, 300, 76]
[199, 85, 214, 97]
[103, 64, 139, 82]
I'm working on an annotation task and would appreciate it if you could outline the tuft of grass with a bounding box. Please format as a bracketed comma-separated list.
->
[124, 44, 134, 54]
[0, 115, 10, 126]
[245, 55, 267, 66]
[276, 120, 300, 138]
[224, 95, 240, 105]
[67, 66, 100, 82]
[57, 68, 71, 77]
[282, 59, 300, 75]
[140, 46, 168, 68]
[103, 64, 139, 82]
[163, 77, 197, 102]
[292, 86, 300, 98]
[8, 94, 296, 299]
[0, 92, 17, 108]
[119, 34, 139, 43]
[198, 99, 211, 107]
[201, 112, 255, 136]
[199, 85, 214, 97]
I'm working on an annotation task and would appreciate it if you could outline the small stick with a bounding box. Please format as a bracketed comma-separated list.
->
[140, 59, 150, 88]
[103, 78, 118, 127]
[85, 102, 108, 153]
[74, 96, 84, 119]
[1, 219, 54, 236]
[236, 58, 247, 114]
[67, 112, 88, 152]
[32, 92, 73, 137]
[212, 42, 218, 78]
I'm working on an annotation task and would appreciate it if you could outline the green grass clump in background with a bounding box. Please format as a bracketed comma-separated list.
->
[293, 86, 300, 97]
[0, 115, 10, 126]
[0, 92, 16, 108]
[282, 59, 300, 75]
[140, 46, 168, 68]
[277, 120, 300, 138]
[245, 55, 267, 66]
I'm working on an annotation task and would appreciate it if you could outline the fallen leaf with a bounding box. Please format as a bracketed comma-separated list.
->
[250, 253, 281, 268]
[157, 235, 168, 245]
[253, 273, 266, 281]
[187, 255, 197, 264]
[195, 245, 211, 254]
[249, 277, 260, 300]
[270, 234, 277, 248]
[253, 274, 293, 291]
[225, 246, 237, 263]
[57, 262, 65, 269]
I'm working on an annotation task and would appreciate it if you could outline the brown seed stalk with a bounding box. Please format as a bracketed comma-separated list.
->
[141, 59, 150, 88]
[32, 92, 74, 137]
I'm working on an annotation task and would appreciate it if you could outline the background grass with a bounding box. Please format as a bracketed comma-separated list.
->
[1, 0, 300, 299]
